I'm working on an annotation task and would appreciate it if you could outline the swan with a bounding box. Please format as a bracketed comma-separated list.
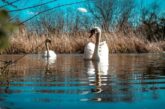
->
[84, 27, 109, 62]
[43, 38, 56, 60]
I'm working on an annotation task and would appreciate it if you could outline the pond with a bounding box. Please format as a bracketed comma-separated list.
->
[0, 53, 165, 109]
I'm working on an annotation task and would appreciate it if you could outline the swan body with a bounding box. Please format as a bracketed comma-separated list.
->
[84, 41, 109, 61]
[43, 50, 56, 59]
[84, 27, 109, 61]
[42, 38, 56, 60]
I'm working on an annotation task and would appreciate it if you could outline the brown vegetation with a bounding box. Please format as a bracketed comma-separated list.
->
[2, 28, 164, 54]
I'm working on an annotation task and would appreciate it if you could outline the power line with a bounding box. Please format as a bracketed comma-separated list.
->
[8, 0, 29, 21]
[9, 0, 58, 12]
[19, 0, 95, 25]
[0, 0, 19, 8]
[0, 39, 46, 72]
[0, 0, 20, 8]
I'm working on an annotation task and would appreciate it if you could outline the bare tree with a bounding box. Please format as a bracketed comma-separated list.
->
[137, 1, 164, 41]
[28, 4, 65, 35]
[87, 0, 117, 31]
[87, 0, 135, 32]
[116, 0, 135, 33]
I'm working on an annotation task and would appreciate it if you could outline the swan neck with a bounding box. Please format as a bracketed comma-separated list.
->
[45, 42, 49, 56]
[93, 32, 101, 60]
[96, 32, 101, 47]
[95, 33, 101, 53]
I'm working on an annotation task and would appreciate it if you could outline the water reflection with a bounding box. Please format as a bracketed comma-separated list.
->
[84, 60, 109, 94]
[0, 54, 165, 109]
[43, 57, 56, 65]
[0, 72, 10, 94]
[44, 58, 56, 74]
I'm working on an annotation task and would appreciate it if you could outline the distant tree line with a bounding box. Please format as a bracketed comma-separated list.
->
[20, 0, 165, 42]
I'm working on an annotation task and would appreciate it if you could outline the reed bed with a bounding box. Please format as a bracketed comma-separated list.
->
[3, 30, 165, 54]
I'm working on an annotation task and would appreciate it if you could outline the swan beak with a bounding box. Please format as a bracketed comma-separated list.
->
[49, 41, 52, 45]
[89, 34, 94, 38]
[89, 29, 95, 38]
[45, 38, 52, 44]
[48, 40, 52, 44]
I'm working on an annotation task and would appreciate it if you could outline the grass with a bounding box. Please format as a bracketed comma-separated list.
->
[2, 29, 165, 54]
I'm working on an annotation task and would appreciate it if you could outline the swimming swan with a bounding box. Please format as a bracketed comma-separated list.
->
[84, 27, 109, 62]
[43, 38, 56, 59]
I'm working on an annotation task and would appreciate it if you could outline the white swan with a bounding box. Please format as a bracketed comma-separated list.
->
[43, 38, 56, 60]
[84, 27, 109, 62]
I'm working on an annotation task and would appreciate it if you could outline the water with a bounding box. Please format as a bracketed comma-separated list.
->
[0, 53, 165, 109]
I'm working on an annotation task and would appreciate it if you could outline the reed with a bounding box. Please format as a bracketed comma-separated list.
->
[3, 29, 165, 54]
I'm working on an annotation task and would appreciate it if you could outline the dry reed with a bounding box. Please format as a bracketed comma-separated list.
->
[2, 29, 165, 54]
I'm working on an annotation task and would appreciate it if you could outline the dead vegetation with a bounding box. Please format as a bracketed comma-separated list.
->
[2, 29, 164, 54]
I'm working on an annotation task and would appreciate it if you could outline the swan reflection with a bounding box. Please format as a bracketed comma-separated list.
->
[84, 60, 109, 94]
[43, 57, 56, 65]
[43, 57, 56, 75]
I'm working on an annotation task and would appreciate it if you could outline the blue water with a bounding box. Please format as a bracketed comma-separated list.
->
[0, 53, 165, 109]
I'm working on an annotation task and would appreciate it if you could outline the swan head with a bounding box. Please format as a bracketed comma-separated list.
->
[45, 38, 51, 44]
[89, 27, 101, 38]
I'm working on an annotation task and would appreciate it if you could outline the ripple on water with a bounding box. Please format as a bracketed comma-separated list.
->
[0, 54, 165, 109]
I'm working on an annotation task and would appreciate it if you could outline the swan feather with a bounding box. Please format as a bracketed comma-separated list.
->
[84, 41, 109, 60]
[43, 50, 56, 59]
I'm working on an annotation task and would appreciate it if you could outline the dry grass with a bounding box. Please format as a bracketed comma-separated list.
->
[2, 29, 165, 54]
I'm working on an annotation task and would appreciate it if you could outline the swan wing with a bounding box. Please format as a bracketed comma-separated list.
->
[99, 41, 109, 60]
[84, 42, 95, 60]
[84, 41, 109, 61]
[43, 50, 56, 59]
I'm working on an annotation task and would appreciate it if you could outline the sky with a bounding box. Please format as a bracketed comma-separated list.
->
[0, 0, 89, 20]
[0, 0, 165, 23]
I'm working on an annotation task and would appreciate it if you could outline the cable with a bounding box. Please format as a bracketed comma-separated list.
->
[0, 0, 20, 8]
[9, 0, 58, 12]
[0, 0, 19, 8]
[12, 40, 45, 64]
[19, 0, 95, 25]
[0, 39, 45, 69]
[8, 0, 29, 21]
